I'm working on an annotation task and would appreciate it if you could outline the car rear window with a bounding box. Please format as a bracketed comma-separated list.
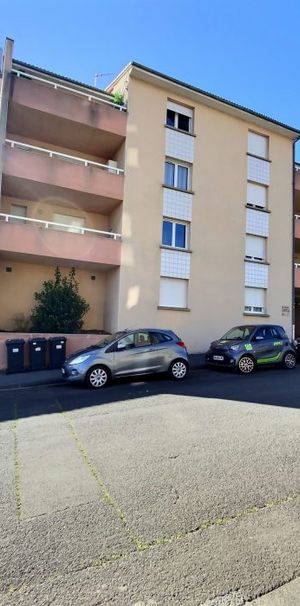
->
[150, 332, 172, 344]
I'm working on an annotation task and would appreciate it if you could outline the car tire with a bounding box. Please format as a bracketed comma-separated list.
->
[283, 351, 296, 370]
[86, 365, 110, 389]
[169, 359, 188, 380]
[238, 355, 255, 374]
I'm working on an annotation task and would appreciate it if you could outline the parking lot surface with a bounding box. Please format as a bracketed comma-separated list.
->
[0, 366, 300, 605]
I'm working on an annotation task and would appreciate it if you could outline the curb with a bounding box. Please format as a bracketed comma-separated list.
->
[0, 355, 206, 390]
[245, 575, 300, 605]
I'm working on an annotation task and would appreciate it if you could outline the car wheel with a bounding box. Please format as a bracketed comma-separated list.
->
[169, 359, 188, 380]
[283, 351, 296, 370]
[86, 365, 110, 388]
[238, 355, 255, 374]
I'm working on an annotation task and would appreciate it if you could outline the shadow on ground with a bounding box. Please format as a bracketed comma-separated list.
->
[1, 364, 300, 424]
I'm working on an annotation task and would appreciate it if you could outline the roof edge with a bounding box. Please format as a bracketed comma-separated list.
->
[129, 61, 300, 138]
[12, 58, 114, 99]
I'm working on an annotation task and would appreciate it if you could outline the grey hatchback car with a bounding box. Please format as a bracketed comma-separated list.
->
[62, 328, 189, 388]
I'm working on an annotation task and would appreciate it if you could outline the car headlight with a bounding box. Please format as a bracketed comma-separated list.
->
[70, 354, 92, 364]
[229, 345, 240, 352]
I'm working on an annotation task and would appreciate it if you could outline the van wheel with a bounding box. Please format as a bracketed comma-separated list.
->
[238, 355, 255, 374]
[86, 365, 110, 388]
[283, 352, 296, 369]
[169, 359, 188, 380]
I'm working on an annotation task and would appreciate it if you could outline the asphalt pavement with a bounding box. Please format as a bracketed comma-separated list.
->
[0, 366, 300, 605]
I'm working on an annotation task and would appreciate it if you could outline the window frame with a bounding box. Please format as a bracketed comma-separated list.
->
[244, 287, 266, 315]
[247, 131, 269, 160]
[245, 234, 267, 262]
[162, 219, 189, 250]
[164, 159, 191, 191]
[246, 181, 268, 210]
[159, 277, 188, 309]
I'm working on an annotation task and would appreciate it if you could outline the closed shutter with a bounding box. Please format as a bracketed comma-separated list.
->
[248, 132, 268, 158]
[247, 183, 267, 208]
[245, 235, 265, 261]
[159, 278, 188, 308]
[53, 213, 85, 233]
[244, 288, 265, 313]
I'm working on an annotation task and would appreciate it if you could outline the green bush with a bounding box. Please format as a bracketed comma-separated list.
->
[113, 90, 124, 105]
[31, 267, 90, 333]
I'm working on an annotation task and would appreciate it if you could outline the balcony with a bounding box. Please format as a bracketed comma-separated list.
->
[295, 264, 300, 288]
[2, 140, 124, 214]
[0, 213, 122, 269]
[8, 70, 127, 158]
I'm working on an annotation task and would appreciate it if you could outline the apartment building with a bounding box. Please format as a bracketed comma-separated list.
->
[107, 62, 299, 350]
[294, 164, 300, 334]
[1, 38, 299, 352]
[0, 38, 126, 335]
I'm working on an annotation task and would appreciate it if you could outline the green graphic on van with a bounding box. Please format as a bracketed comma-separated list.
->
[244, 344, 253, 351]
[273, 341, 283, 346]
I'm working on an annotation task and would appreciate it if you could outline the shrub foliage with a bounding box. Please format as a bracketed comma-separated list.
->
[31, 267, 90, 333]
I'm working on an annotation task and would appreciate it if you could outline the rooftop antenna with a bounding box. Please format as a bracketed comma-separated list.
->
[94, 72, 115, 87]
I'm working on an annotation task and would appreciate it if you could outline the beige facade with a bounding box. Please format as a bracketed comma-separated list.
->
[0, 38, 299, 352]
[107, 64, 298, 350]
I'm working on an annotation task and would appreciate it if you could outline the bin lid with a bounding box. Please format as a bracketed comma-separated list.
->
[28, 337, 47, 343]
[6, 338, 25, 345]
[49, 336, 67, 342]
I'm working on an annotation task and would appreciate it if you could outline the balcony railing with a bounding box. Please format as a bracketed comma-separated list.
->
[12, 68, 126, 111]
[0, 213, 122, 240]
[5, 139, 124, 176]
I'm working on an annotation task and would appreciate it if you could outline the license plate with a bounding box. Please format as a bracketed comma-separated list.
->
[213, 355, 224, 361]
[61, 368, 65, 375]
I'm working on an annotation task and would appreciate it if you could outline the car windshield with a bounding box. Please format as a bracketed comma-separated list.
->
[96, 331, 127, 348]
[220, 326, 254, 341]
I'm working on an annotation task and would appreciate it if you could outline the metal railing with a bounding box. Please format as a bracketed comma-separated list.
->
[295, 263, 300, 269]
[295, 215, 300, 220]
[0, 213, 122, 241]
[11, 68, 126, 111]
[5, 139, 124, 176]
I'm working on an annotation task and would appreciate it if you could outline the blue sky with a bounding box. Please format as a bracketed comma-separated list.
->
[1, 0, 300, 156]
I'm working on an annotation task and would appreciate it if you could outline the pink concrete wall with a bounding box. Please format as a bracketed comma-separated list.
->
[4, 146, 124, 201]
[0, 332, 109, 370]
[295, 266, 300, 289]
[0, 222, 121, 267]
[12, 77, 127, 137]
[295, 219, 300, 239]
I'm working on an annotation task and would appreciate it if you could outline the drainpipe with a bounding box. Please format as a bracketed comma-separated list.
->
[292, 140, 297, 341]
[0, 37, 13, 205]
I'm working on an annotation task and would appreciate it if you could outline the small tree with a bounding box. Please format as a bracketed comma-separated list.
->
[31, 267, 90, 333]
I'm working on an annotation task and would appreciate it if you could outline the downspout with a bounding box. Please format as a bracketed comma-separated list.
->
[0, 37, 13, 205]
[292, 140, 297, 340]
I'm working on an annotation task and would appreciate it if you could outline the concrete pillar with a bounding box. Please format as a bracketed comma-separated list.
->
[0, 38, 13, 203]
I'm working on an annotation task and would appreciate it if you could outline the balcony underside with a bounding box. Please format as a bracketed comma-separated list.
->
[8, 75, 126, 158]
[2, 146, 123, 214]
[2, 174, 120, 214]
[0, 222, 121, 270]
[8, 104, 125, 159]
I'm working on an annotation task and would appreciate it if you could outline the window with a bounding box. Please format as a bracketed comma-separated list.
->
[245, 235, 266, 261]
[164, 161, 190, 191]
[159, 277, 188, 308]
[150, 332, 172, 344]
[116, 332, 151, 350]
[248, 132, 269, 159]
[247, 182, 267, 209]
[244, 287, 266, 314]
[10, 204, 27, 224]
[221, 326, 254, 340]
[53, 213, 85, 234]
[162, 220, 188, 249]
[166, 101, 193, 133]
